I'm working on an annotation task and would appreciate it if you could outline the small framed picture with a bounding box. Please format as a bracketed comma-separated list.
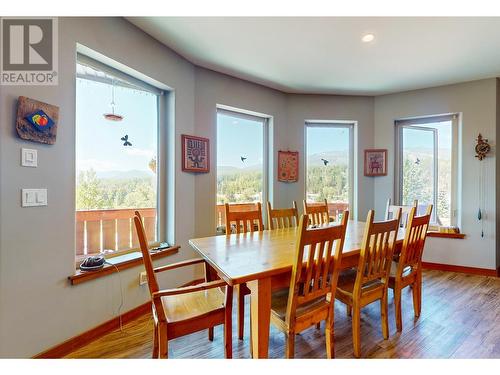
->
[278, 150, 299, 182]
[182, 134, 210, 173]
[364, 149, 387, 176]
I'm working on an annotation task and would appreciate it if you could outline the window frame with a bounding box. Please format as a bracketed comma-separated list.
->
[75, 54, 166, 263]
[394, 114, 459, 227]
[215, 106, 270, 223]
[304, 121, 355, 214]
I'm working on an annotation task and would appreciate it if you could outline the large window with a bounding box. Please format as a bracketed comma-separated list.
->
[216, 108, 267, 205]
[396, 114, 458, 226]
[305, 122, 354, 214]
[75, 55, 163, 259]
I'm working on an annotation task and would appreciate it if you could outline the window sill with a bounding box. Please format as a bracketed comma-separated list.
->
[68, 245, 180, 286]
[427, 232, 466, 239]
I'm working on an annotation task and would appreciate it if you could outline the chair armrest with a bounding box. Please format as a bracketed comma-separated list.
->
[151, 279, 228, 298]
[153, 258, 205, 273]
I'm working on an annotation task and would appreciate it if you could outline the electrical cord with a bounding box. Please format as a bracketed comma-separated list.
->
[105, 260, 124, 332]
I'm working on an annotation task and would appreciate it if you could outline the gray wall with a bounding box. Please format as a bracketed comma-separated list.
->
[0, 17, 498, 358]
[374, 79, 497, 269]
[0, 17, 201, 358]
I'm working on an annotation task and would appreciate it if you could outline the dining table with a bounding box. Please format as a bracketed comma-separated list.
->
[188, 220, 405, 359]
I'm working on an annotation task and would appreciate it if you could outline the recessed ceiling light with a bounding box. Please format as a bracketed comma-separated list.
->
[361, 33, 375, 43]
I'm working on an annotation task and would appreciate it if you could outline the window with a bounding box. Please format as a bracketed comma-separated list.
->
[216, 108, 267, 206]
[75, 54, 163, 259]
[305, 122, 354, 214]
[396, 114, 458, 226]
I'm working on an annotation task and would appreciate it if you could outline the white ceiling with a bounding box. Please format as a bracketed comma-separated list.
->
[128, 17, 500, 95]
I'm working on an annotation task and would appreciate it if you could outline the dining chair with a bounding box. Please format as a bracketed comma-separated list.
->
[134, 211, 233, 358]
[270, 211, 349, 358]
[335, 208, 401, 358]
[224, 202, 264, 340]
[303, 199, 330, 226]
[385, 198, 418, 228]
[388, 205, 432, 332]
[267, 201, 299, 229]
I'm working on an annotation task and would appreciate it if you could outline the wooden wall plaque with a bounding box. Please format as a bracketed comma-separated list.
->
[16, 96, 59, 145]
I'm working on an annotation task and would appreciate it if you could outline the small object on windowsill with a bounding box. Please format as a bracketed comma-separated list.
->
[150, 242, 170, 253]
[438, 226, 460, 234]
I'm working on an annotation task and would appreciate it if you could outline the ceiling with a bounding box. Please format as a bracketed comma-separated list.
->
[128, 17, 500, 95]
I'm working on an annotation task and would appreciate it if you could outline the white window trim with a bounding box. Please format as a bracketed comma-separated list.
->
[215, 106, 271, 226]
[394, 113, 459, 226]
[304, 121, 356, 218]
[75, 54, 168, 256]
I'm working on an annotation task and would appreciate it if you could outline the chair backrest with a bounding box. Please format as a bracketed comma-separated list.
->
[354, 209, 401, 295]
[225, 202, 264, 234]
[133, 211, 159, 296]
[267, 201, 299, 229]
[385, 198, 418, 228]
[398, 205, 433, 273]
[303, 199, 330, 226]
[286, 212, 349, 323]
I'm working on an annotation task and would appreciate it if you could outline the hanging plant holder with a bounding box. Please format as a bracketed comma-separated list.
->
[103, 80, 124, 122]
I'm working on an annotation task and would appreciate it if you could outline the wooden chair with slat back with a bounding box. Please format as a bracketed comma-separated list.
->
[303, 199, 330, 226]
[388, 205, 432, 332]
[134, 211, 233, 359]
[335, 209, 401, 358]
[267, 201, 299, 229]
[224, 202, 264, 340]
[270, 212, 349, 358]
[225, 202, 264, 234]
[385, 198, 418, 228]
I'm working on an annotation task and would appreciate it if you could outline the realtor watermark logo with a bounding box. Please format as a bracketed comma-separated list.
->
[1, 17, 58, 85]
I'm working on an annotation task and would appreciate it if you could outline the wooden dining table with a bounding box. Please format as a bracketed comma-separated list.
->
[189, 220, 405, 359]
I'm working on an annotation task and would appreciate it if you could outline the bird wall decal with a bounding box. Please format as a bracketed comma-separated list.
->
[121, 135, 132, 146]
[240, 156, 247, 163]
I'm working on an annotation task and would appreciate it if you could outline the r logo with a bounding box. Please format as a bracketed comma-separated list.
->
[3, 19, 52, 70]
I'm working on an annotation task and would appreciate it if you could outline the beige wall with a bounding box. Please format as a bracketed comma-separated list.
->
[374, 79, 497, 269]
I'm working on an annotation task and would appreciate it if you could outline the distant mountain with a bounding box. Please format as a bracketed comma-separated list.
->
[218, 164, 262, 176]
[93, 169, 154, 180]
[307, 151, 349, 167]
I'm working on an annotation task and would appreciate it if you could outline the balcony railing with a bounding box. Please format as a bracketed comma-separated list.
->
[76, 208, 157, 256]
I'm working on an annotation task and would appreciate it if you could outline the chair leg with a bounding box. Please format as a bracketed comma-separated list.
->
[413, 274, 422, 318]
[208, 327, 214, 341]
[394, 285, 403, 332]
[326, 313, 335, 359]
[352, 304, 361, 358]
[152, 322, 159, 359]
[158, 323, 168, 359]
[224, 286, 233, 359]
[286, 332, 295, 359]
[346, 304, 352, 317]
[237, 285, 245, 340]
[316, 322, 321, 329]
[381, 290, 389, 340]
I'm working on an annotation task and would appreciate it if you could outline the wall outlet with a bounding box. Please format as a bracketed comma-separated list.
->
[139, 271, 148, 286]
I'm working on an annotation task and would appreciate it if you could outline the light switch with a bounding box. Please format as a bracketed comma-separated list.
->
[21, 148, 37, 167]
[22, 189, 47, 207]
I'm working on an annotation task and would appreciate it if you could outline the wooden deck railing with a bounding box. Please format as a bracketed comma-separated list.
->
[76, 208, 156, 256]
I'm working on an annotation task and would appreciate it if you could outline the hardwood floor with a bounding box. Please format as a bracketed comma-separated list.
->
[65, 270, 500, 359]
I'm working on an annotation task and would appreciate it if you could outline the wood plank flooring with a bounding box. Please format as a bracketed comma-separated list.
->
[66, 270, 500, 359]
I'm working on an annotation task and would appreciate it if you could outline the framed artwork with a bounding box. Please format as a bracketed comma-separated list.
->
[364, 149, 387, 176]
[278, 150, 299, 182]
[182, 134, 210, 173]
[16, 96, 59, 145]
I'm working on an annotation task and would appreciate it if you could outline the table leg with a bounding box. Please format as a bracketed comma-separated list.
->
[247, 277, 272, 359]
